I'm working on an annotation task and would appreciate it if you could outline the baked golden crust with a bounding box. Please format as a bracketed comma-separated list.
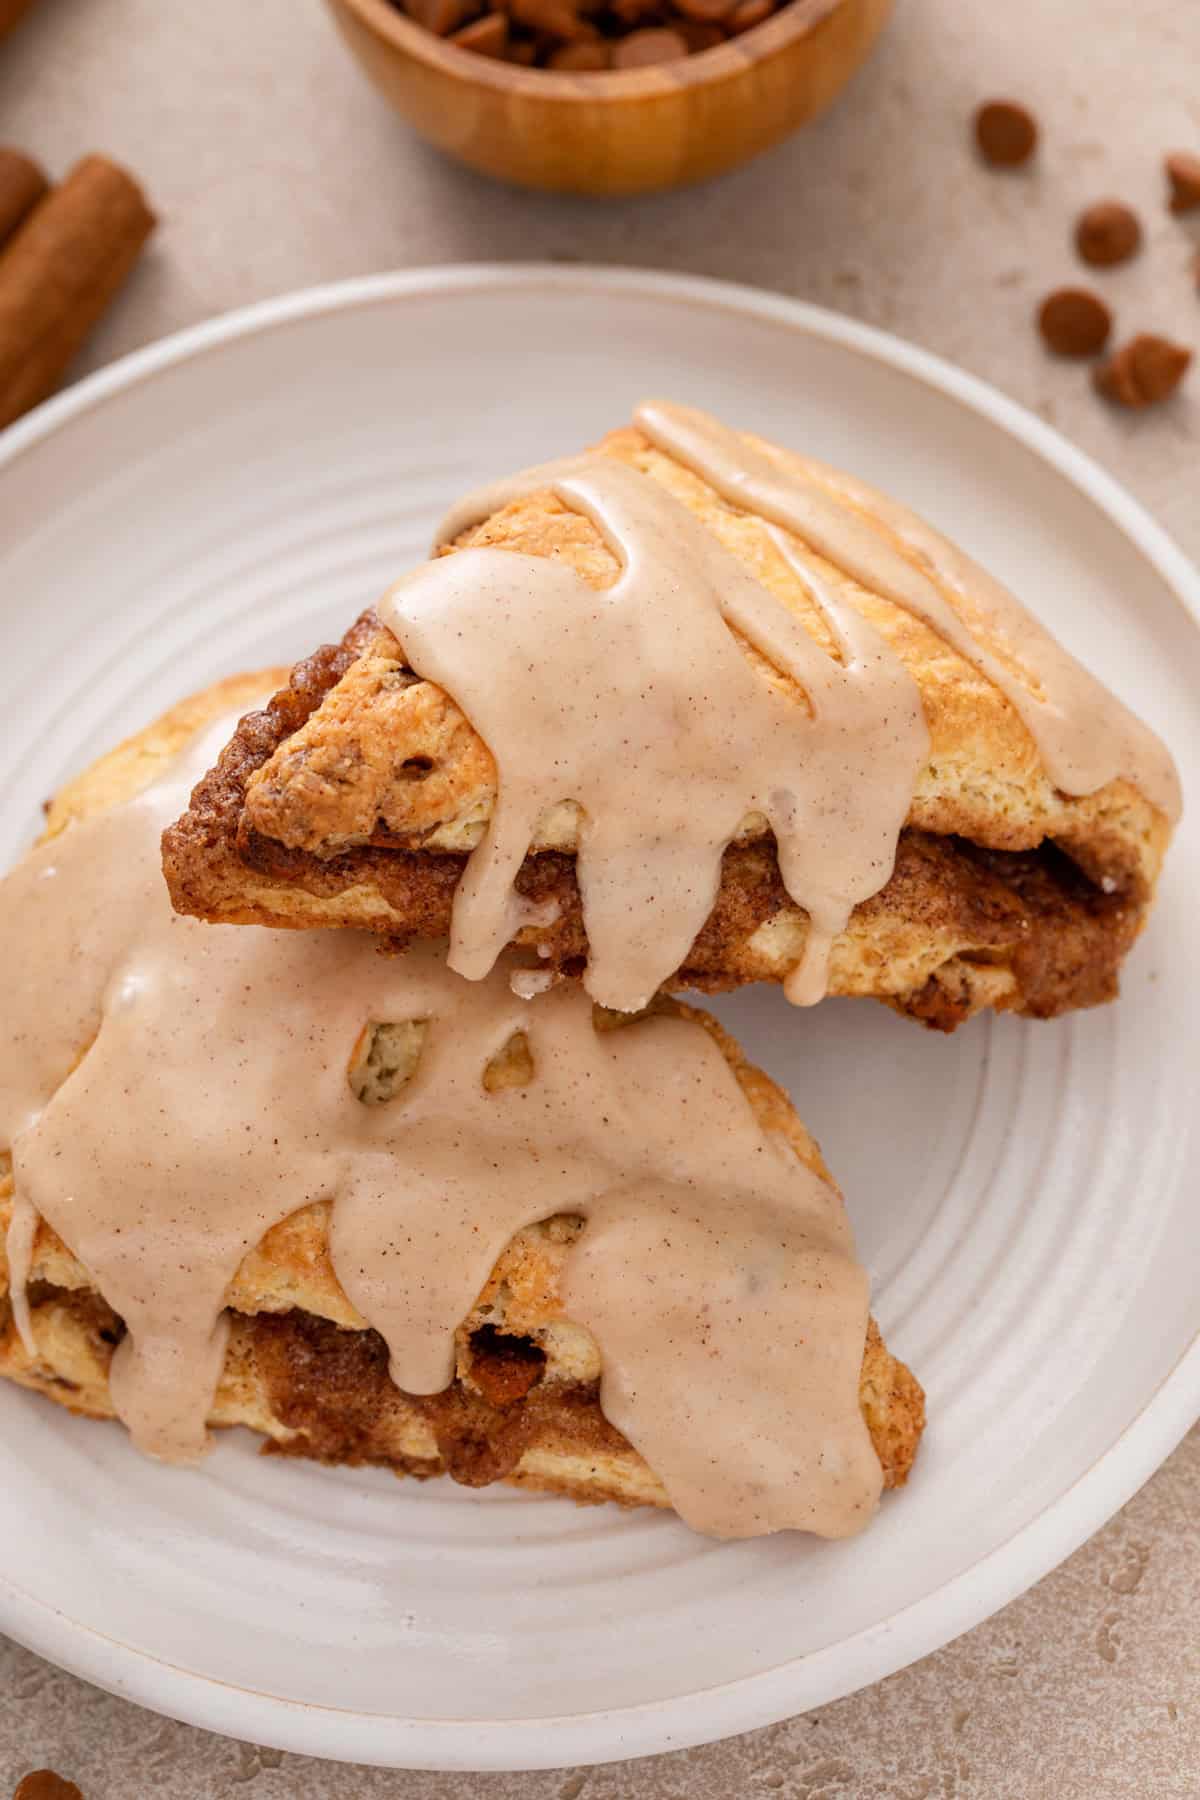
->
[0, 1288, 923, 1505]
[162, 425, 1172, 1030]
[1, 680, 924, 1508]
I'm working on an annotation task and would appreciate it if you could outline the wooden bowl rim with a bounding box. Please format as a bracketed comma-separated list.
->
[331, 0, 855, 101]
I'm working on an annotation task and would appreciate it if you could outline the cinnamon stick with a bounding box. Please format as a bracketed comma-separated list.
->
[0, 148, 48, 247]
[0, 153, 155, 428]
[0, 0, 40, 40]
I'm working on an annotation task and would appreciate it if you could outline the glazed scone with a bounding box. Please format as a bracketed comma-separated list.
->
[0, 681, 924, 1531]
[162, 406, 1178, 1031]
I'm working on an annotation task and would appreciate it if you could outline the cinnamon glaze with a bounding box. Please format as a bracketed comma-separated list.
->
[0, 716, 879, 1537]
[415, 402, 1177, 1008]
[393, 460, 926, 1011]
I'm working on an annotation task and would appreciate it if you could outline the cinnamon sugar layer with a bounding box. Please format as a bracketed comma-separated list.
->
[0, 1289, 924, 1510]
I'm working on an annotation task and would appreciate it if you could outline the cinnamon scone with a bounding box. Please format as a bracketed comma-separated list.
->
[0, 680, 923, 1538]
[163, 402, 1179, 1030]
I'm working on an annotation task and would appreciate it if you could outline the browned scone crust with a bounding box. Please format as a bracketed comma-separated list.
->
[162, 424, 1172, 1032]
[0, 1287, 922, 1507]
[165, 616, 1150, 1031]
[2, 679, 924, 1511]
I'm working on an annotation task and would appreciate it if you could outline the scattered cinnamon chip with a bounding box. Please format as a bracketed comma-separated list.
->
[612, 25, 687, 64]
[0, 0, 41, 43]
[1094, 334, 1192, 409]
[974, 100, 1038, 168]
[12, 1773, 84, 1800]
[1165, 151, 1200, 215]
[962, 99, 1191, 418]
[1037, 287, 1112, 358]
[1075, 200, 1142, 268]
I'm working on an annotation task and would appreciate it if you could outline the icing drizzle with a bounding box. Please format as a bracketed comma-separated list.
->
[0, 715, 879, 1538]
[410, 400, 1178, 1008]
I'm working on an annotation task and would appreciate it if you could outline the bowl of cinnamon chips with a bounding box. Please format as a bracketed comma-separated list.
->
[324, 0, 892, 194]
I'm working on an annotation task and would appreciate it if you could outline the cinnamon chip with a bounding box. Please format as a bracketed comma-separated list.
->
[677, 18, 724, 49]
[612, 25, 687, 64]
[387, 0, 771, 65]
[450, 10, 508, 52]
[727, 0, 771, 31]
[405, 0, 478, 33]
[974, 100, 1038, 168]
[1094, 334, 1192, 409]
[673, 0, 734, 20]
[1165, 151, 1200, 215]
[12, 1774, 84, 1800]
[509, 0, 591, 37]
[1037, 287, 1112, 358]
[1075, 200, 1142, 268]
[548, 36, 611, 65]
[0, 0, 41, 42]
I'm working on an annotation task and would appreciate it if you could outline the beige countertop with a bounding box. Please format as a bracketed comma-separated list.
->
[0, 0, 1197, 1792]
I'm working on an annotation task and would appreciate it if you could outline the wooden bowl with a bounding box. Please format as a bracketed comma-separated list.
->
[324, 0, 893, 196]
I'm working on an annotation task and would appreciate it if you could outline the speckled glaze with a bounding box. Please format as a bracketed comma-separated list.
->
[419, 399, 1174, 1013]
[0, 716, 877, 1537]
[403, 452, 925, 1008]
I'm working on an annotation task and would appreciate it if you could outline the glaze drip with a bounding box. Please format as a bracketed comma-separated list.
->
[419, 400, 1177, 1008]
[636, 401, 1181, 822]
[392, 461, 927, 1011]
[0, 715, 879, 1537]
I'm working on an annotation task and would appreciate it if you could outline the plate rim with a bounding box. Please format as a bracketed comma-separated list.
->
[1, 263, 1197, 1772]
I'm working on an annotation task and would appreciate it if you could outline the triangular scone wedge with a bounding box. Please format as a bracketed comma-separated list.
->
[163, 405, 1178, 1031]
[1, 680, 923, 1534]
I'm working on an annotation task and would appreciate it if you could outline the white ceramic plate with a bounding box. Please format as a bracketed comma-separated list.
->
[0, 268, 1197, 1772]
